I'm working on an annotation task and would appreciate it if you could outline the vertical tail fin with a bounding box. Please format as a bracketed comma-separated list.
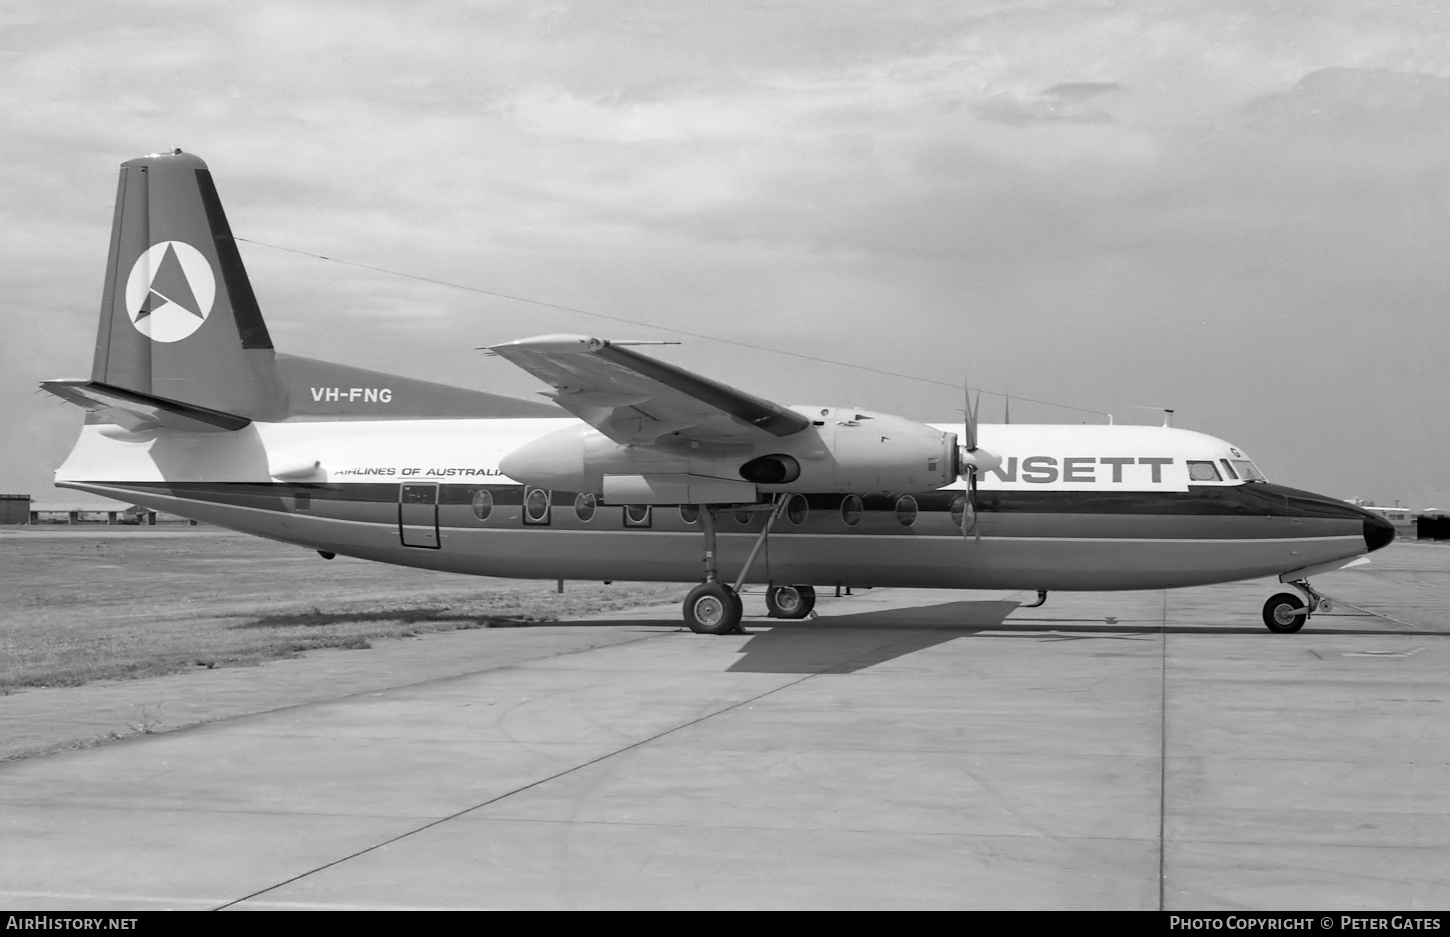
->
[91, 149, 284, 420]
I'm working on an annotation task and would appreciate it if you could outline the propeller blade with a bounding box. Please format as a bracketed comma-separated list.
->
[957, 377, 989, 543]
[973, 472, 980, 544]
[958, 469, 980, 542]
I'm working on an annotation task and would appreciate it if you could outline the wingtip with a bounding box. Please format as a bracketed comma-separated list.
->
[486, 334, 607, 354]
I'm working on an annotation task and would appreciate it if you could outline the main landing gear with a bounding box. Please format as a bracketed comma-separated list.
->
[1262, 579, 1332, 634]
[766, 584, 816, 619]
[683, 581, 743, 635]
[683, 495, 809, 634]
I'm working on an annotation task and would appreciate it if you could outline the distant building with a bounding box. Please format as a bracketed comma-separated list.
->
[1361, 505, 1413, 525]
[22, 499, 199, 526]
[1345, 499, 1417, 537]
[0, 494, 30, 525]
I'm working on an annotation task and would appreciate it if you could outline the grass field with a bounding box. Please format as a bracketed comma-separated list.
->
[0, 526, 684, 693]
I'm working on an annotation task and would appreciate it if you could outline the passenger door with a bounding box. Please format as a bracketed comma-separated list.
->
[399, 482, 440, 548]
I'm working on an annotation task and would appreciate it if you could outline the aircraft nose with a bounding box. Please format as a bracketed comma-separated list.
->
[1363, 511, 1396, 552]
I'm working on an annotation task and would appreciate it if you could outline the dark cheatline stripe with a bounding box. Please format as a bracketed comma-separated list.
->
[85, 480, 1368, 545]
[96, 480, 1351, 520]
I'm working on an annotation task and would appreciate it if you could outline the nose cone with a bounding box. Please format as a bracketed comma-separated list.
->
[1269, 482, 1397, 555]
[1363, 511, 1396, 552]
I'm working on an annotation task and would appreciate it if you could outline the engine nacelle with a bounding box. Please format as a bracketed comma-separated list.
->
[499, 405, 959, 502]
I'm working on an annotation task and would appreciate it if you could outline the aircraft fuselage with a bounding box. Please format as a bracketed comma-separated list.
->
[56, 418, 1390, 593]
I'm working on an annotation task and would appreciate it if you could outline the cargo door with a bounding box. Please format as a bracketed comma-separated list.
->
[399, 482, 440, 548]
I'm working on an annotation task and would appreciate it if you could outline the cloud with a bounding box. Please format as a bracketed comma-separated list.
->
[974, 81, 1123, 125]
[3, 3, 1450, 508]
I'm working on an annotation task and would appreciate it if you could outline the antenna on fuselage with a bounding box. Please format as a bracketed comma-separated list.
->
[1134, 406, 1175, 427]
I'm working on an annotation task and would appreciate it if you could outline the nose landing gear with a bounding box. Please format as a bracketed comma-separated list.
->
[1262, 579, 1331, 633]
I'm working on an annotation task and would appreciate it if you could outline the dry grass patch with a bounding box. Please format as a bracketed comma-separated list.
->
[0, 529, 683, 692]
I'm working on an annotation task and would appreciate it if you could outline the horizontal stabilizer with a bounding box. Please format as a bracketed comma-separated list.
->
[41, 380, 250, 433]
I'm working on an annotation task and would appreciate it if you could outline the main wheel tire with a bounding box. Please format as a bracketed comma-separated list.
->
[1263, 593, 1307, 633]
[684, 582, 743, 635]
[766, 584, 816, 620]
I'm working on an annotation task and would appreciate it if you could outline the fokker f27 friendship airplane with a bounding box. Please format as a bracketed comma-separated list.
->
[45, 151, 1395, 634]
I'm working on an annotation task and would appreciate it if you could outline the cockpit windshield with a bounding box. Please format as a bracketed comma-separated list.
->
[1187, 461, 1222, 482]
[1231, 459, 1266, 482]
[1188, 457, 1267, 484]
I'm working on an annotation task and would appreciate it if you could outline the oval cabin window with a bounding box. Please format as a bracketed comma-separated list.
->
[524, 488, 551, 524]
[895, 495, 918, 527]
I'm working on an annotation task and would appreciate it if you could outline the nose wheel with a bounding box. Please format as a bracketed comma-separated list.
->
[1263, 578, 1330, 633]
[1262, 593, 1307, 633]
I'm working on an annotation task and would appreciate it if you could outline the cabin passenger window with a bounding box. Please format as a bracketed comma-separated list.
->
[786, 494, 808, 526]
[624, 504, 651, 528]
[840, 495, 863, 527]
[733, 507, 753, 525]
[679, 504, 700, 524]
[523, 488, 551, 525]
[574, 492, 597, 522]
[1187, 461, 1222, 482]
[471, 489, 493, 521]
[895, 495, 918, 527]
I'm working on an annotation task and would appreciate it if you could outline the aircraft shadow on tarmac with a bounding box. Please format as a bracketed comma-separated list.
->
[253, 599, 1442, 676]
[721, 600, 1445, 675]
[235, 607, 494, 628]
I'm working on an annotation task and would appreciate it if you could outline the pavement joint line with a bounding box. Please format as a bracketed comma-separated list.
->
[212, 627, 913, 911]
[1158, 589, 1168, 914]
[0, 890, 228, 907]
[445, 815, 1164, 840]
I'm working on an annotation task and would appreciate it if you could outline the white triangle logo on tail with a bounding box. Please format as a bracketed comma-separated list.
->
[125, 241, 216, 342]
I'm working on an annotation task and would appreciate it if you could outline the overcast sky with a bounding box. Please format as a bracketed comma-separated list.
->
[3, 1, 1447, 509]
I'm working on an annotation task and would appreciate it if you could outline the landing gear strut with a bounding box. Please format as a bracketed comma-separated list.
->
[681, 495, 788, 635]
[1262, 579, 1331, 634]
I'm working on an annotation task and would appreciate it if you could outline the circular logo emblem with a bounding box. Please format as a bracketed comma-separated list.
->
[124, 241, 216, 342]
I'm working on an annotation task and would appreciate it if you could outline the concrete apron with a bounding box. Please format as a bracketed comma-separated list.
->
[0, 578, 1446, 910]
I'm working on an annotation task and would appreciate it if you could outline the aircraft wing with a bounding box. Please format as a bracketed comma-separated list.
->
[486, 335, 811, 444]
